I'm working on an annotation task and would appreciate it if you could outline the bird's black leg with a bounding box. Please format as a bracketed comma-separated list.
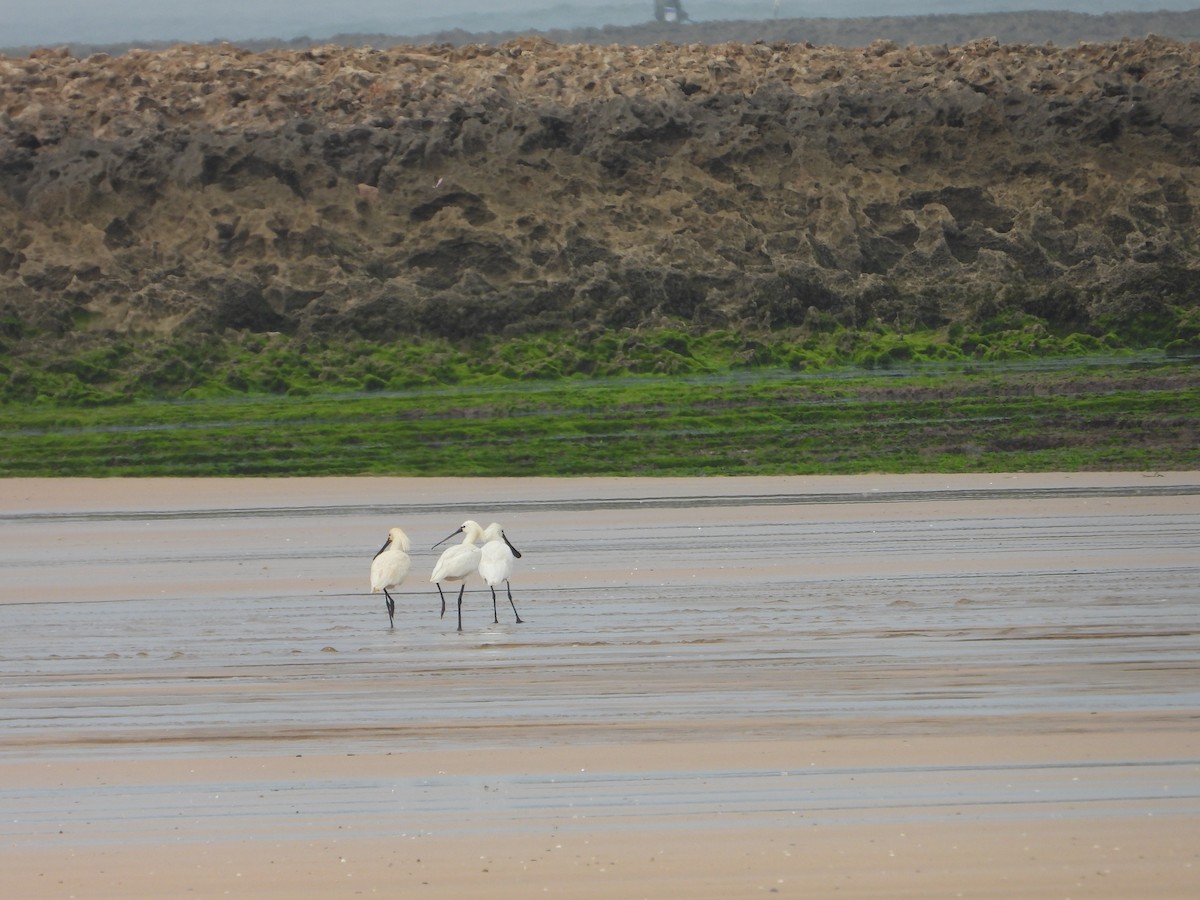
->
[456, 584, 466, 632]
[491, 586, 499, 623]
[507, 580, 524, 624]
[384, 588, 396, 628]
[437, 584, 447, 619]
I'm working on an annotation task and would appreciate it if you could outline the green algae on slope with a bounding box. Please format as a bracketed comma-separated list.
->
[2, 357, 1197, 477]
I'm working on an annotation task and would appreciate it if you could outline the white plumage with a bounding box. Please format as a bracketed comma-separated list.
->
[478, 521, 524, 625]
[430, 519, 485, 632]
[370, 527, 411, 628]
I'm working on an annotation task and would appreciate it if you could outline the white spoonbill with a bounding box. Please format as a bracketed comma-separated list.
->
[430, 519, 485, 632]
[370, 527, 411, 628]
[479, 522, 524, 625]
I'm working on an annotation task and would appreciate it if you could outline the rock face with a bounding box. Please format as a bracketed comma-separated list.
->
[1, 34, 1198, 345]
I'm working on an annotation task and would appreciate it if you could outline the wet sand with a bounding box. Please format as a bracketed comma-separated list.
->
[2, 472, 1198, 897]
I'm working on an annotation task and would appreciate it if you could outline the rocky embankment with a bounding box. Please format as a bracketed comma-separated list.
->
[2, 33, 1199, 348]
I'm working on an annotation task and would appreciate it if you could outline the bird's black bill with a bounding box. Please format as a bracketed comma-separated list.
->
[432, 526, 464, 549]
[373, 537, 391, 559]
[503, 533, 522, 559]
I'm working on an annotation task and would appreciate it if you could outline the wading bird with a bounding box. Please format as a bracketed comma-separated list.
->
[479, 522, 524, 625]
[430, 520, 485, 632]
[370, 527, 411, 628]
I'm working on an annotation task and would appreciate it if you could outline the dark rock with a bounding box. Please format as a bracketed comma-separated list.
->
[0, 33, 1197, 346]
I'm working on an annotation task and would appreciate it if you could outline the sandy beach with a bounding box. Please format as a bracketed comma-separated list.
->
[2, 472, 1198, 897]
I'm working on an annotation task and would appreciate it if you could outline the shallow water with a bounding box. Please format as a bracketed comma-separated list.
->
[2, 474, 1199, 861]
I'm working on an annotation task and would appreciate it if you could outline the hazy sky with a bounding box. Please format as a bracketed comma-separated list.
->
[3, 1, 1197, 48]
